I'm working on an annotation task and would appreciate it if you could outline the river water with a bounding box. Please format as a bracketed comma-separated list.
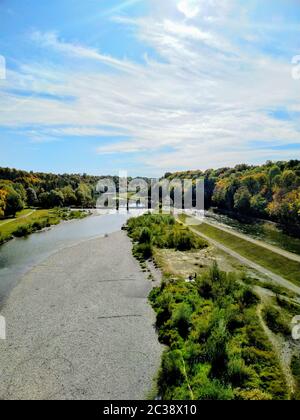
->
[205, 210, 300, 255]
[3, 208, 299, 306]
[0, 211, 143, 305]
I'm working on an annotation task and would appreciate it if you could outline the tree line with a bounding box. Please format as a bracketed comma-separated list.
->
[0, 167, 118, 218]
[2, 160, 299, 227]
[165, 160, 300, 229]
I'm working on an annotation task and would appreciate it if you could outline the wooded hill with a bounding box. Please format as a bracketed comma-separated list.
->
[2, 160, 300, 230]
[0, 167, 118, 218]
[164, 160, 300, 230]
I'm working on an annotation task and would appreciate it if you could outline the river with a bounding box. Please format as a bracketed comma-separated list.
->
[0, 210, 161, 400]
[0, 210, 144, 306]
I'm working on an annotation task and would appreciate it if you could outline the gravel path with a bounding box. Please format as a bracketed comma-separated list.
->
[0, 231, 162, 400]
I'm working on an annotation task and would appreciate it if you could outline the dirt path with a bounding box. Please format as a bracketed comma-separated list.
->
[256, 300, 295, 397]
[205, 220, 300, 263]
[0, 231, 161, 400]
[0, 210, 36, 227]
[187, 225, 300, 296]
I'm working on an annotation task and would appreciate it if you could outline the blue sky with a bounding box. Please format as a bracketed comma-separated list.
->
[0, 0, 300, 176]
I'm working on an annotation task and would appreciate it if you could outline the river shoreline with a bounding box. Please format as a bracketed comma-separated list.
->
[0, 212, 134, 307]
[0, 230, 162, 400]
[0, 208, 92, 247]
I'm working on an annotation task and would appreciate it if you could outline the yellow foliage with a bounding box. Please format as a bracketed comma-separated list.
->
[235, 389, 273, 400]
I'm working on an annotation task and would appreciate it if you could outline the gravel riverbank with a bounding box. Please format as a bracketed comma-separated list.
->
[0, 231, 162, 400]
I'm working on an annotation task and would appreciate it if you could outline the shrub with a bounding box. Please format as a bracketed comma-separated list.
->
[235, 389, 273, 400]
[276, 296, 300, 316]
[158, 350, 184, 388]
[241, 287, 260, 307]
[133, 242, 153, 261]
[196, 273, 213, 299]
[206, 319, 229, 375]
[32, 221, 43, 231]
[173, 230, 194, 251]
[227, 357, 251, 387]
[195, 380, 234, 400]
[13, 224, 32, 237]
[172, 303, 193, 338]
[262, 305, 290, 336]
[191, 367, 234, 400]
[291, 355, 300, 400]
[139, 227, 151, 243]
[127, 213, 207, 252]
[149, 263, 287, 400]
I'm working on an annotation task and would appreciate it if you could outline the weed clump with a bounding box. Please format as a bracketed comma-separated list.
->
[149, 263, 287, 400]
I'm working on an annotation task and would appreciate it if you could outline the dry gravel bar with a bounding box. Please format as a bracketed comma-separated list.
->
[0, 231, 162, 400]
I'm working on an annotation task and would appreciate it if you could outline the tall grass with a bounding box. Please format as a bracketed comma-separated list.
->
[149, 264, 287, 400]
[127, 213, 207, 262]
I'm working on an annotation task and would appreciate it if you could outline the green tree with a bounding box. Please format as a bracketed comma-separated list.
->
[234, 187, 251, 213]
[241, 176, 260, 195]
[61, 186, 77, 206]
[250, 194, 267, 216]
[268, 165, 281, 186]
[14, 183, 27, 203]
[0, 188, 7, 218]
[75, 183, 93, 207]
[5, 186, 24, 216]
[38, 191, 51, 209]
[26, 187, 38, 207]
[49, 190, 64, 207]
[281, 170, 298, 190]
[39, 190, 64, 208]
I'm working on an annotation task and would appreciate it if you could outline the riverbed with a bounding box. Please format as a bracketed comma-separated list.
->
[0, 211, 142, 306]
[0, 222, 162, 400]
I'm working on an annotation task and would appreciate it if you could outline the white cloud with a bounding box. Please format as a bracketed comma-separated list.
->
[177, 0, 234, 21]
[31, 31, 138, 73]
[163, 19, 230, 50]
[177, 0, 200, 19]
[1, 0, 300, 175]
[49, 127, 126, 137]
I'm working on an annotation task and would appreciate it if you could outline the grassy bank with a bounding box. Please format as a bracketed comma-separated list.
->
[0, 208, 88, 245]
[126, 213, 291, 400]
[188, 220, 300, 287]
[0, 209, 34, 226]
[149, 265, 287, 400]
